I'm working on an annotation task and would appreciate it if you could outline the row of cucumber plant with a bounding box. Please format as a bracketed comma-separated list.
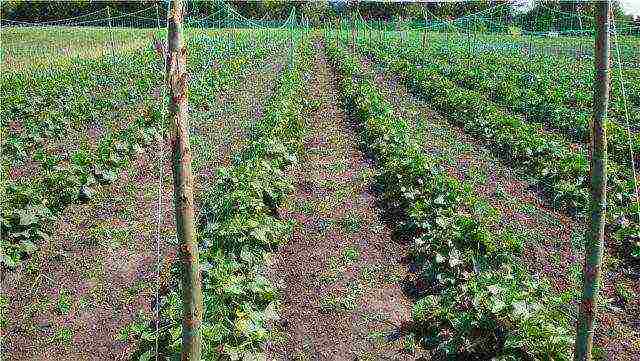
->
[0, 35, 278, 270]
[1, 47, 164, 269]
[136, 36, 313, 361]
[401, 43, 640, 168]
[388, 31, 640, 114]
[325, 41, 573, 360]
[362, 40, 640, 260]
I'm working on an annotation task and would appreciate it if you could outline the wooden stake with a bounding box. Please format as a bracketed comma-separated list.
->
[155, 3, 161, 29]
[166, 0, 203, 359]
[574, 2, 610, 360]
[336, 18, 340, 47]
[422, 14, 427, 49]
[351, 17, 356, 53]
[106, 6, 115, 56]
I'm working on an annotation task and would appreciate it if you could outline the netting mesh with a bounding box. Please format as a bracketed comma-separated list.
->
[0, 2, 310, 358]
[1, 1, 639, 359]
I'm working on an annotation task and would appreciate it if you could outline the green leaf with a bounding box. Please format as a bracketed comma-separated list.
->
[491, 299, 506, 314]
[435, 216, 449, 228]
[18, 209, 38, 226]
[250, 227, 268, 243]
[0, 254, 18, 269]
[512, 300, 530, 320]
[448, 249, 463, 268]
[138, 351, 152, 361]
[19, 240, 37, 254]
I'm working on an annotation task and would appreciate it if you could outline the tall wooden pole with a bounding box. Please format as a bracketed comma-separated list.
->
[351, 16, 356, 53]
[107, 6, 115, 56]
[422, 11, 427, 49]
[166, 0, 203, 360]
[574, 2, 610, 360]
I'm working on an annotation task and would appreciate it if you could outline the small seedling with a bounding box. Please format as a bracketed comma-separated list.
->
[57, 289, 73, 315]
[343, 246, 360, 263]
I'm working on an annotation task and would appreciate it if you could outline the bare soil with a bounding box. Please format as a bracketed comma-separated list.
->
[266, 41, 417, 361]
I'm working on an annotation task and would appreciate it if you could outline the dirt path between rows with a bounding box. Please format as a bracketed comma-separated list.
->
[266, 41, 416, 360]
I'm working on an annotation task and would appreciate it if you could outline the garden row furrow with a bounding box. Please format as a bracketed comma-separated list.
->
[136, 36, 313, 360]
[325, 40, 573, 360]
[363, 40, 640, 261]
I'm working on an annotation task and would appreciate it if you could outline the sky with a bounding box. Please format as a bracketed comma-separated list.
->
[619, 0, 640, 17]
[515, 0, 640, 17]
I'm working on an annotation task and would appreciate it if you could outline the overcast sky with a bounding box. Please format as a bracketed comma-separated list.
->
[510, 0, 639, 18]
[620, 0, 640, 16]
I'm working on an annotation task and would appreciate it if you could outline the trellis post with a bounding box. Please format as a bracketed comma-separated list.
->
[106, 6, 115, 56]
[574, 2, 610, 360]
[467, 17, 471, 67]
[166, 0, 204, 359]
[422, 11, 427, 49]
[336, 17, 340, 47]
[351, 15, 356, 53]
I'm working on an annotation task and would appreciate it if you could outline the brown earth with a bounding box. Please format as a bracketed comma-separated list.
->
[266, 40, 418, 361]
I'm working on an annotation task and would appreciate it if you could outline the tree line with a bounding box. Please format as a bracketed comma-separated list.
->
[1, 1, 637, 31]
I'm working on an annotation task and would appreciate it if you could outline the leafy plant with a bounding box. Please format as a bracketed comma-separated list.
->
[134, 35, 314, 360]
[326, 39, 573, 359]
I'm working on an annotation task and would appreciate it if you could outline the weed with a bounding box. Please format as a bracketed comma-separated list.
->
[300, 199, 315, 215]
[467, 164, 488, 185]
[494, 184, 508, 199]
[0, 295, 7, 329]
[343, 246, 360, 263]
[339, 213, 362, 234]
[319, 256, 343, 284]
[319, 281, 363, 313]
[570, 230, 586, 250]
[328, 160, 347, 174]
[56, 289, 73, 315]
[52, 326, 73, 345]
[615, 283, 635, 304]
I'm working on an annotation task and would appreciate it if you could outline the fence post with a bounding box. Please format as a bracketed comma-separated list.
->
[467, 18, 471, 67]
[422, 12, 427, 49]
[155, 3, 161, 30]
[107, 6, 115, 56]
[574, 2, 610, 361]
[166, 0, 204, 359]
[351, 16, 356, 53]
[336, 18, 340, 47]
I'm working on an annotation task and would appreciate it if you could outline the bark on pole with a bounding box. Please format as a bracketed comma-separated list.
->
[574, 2, 610, 360]
[422, 11, 427, 49]
[166, 0, 204, 360]
[351, 16, 356, 53]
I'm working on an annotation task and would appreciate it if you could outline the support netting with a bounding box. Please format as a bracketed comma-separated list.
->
[0, 2, 309, 359]
[328, 2, 640, 356]
[1, 1, 639, 359]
